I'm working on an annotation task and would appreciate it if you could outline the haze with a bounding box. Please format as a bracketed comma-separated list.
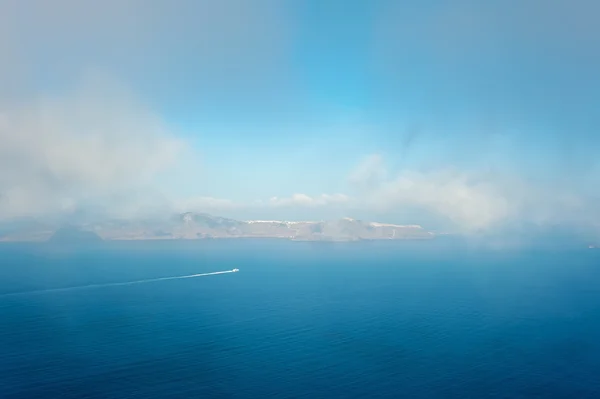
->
[1, 0, 599, 241]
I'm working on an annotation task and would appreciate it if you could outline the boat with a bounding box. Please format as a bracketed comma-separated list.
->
[232, 268, 239, 272]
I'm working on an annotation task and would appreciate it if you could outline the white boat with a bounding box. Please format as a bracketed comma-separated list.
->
[232, 268, 239, 272]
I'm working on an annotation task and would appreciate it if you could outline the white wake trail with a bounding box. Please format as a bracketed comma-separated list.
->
[0, 269, 238, 298]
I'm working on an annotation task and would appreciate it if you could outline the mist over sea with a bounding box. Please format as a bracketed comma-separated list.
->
[1, 239, 599, 398]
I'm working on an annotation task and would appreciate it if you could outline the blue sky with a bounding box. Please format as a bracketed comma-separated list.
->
[1, 0, 599, 235]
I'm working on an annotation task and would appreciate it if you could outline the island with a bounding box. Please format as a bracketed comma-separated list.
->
[0, 212, 435, 242]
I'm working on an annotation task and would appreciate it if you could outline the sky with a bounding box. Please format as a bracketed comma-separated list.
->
[1, 0, 599, 237]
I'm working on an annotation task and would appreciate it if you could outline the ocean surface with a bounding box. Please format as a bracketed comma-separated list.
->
[1, 239, 599, 398]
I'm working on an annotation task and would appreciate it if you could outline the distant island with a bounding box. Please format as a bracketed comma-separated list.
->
[0, 213, 435, 242]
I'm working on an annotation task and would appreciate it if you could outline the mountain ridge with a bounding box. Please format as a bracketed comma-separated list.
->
[0, 212, 435, 242]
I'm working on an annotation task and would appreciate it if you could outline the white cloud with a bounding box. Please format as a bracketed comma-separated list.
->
[267, 193, 350, 208]
[161, 152, 591, 234]
[366, 170, 513, 231]
[0, 74, 185, 219]
[165, 193, 351, 217]
[0, 0, 298, 222]
[173, 196, 239, 213]
[348, 154, 598, 233]
[347, 154, 387, 192]
[0, 0, 294, 110]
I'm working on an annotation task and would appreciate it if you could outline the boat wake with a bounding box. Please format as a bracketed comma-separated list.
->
[0, 269, 239, 298]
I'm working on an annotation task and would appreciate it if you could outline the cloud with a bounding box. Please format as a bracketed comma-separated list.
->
[267, 193, 350, 208]
[349, 154, 598, 234]
[165, 193, 351, 217]
[369, 171, 513, 231]
[0, 74, 185, 219]
[348, 154, 387, 192]
[168, 155, 598, 237]
[173, 196, 239, 213]
[161, 193, 352, 222]
[1, 0, 295, 111]
[0, 0, 300, 223]
[369, 1, 600, 233]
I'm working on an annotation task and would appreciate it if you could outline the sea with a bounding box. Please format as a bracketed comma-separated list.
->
[1, 239, 599, 398]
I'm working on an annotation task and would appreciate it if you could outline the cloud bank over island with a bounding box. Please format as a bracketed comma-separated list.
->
[0, 77, 597, 238]
[1, 0, 599, 242]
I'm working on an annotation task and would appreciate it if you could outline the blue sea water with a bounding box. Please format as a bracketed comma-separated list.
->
[1, 239, 600, 398]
